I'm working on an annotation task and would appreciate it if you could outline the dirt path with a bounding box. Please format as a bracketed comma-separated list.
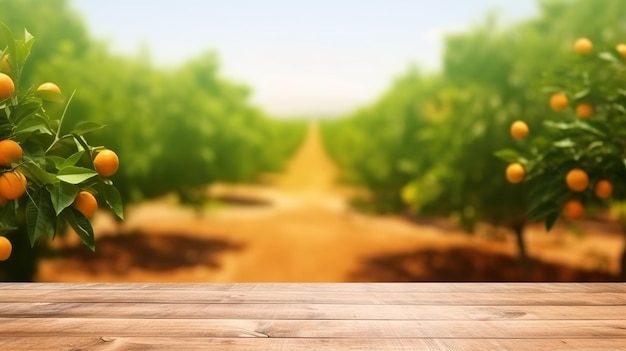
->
[38, 124, 624, 282]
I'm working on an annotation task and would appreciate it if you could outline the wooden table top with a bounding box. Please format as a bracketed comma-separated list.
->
[0, 283, 624, 350]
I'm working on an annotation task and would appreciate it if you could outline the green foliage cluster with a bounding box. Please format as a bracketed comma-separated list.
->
[0, 23, 124, 280]
[499, 41, 626, 230]
[322, 0, 626, 272]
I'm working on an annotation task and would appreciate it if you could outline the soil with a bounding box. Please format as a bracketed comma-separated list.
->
[38, 124, 624, 282]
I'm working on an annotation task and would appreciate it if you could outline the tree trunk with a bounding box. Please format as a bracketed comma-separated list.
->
[619, 234, 626, 282]
[512, 222, 528, 269]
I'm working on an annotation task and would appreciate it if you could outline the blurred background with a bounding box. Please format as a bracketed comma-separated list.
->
[0, 0, 624, 282]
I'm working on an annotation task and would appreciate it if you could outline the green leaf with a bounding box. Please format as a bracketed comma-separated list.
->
[56, 166, 98, 184]
[545, 211, 560, 231]
[46, 182, 78, 215]
[0, 204, 17, 235]
[25, 189, 56, 246]
[101, 182, 124, 219]
[572, 88, 590, 100]
[10, 101, 41, 123]
[13, 114, 53, 136]
[18, 162, 56, 185]
[0, 23, 17, 69]
[46, 156, 66, 170]
[543, 121, 571, 131]
[494, 148, 522, 163]
[553, 139, 575, 148]
[61, 150, 85, 169]
[62, 208, 95, 251]
[71, 121, 105, 136]
[598, 52, 617, 63]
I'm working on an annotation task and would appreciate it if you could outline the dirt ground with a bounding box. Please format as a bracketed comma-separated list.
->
[38, 124, 624, 282]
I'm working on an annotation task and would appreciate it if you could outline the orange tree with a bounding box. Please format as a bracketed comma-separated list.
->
[499, 37, 626, 280]
[0, 24, 122, 280]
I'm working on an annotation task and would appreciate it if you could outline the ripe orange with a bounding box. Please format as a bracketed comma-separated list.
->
[0, 140, 23, 167]
[0, 171, 27, 200]
[0, 236, 11, 261]
[565, 168, 589, 192]
[575, 103, 593, 119]
[574, 37, 593, 54]
[71, 191, 98, 218]
[562, 199, 584, 220]
[505, 163, 525, 184]
[0, 72, 15, 100]
[594, 179, 613, 199]
[617, 44, 626, 59]
[0, 195, 7, 205]
[36, 82, 62, 95]
[510, 120, 529, 140]
[549, 93, 568, 112]
[94, 150, 119, 177]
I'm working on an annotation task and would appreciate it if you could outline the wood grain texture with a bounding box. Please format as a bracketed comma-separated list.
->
[0, 283, 623, 350]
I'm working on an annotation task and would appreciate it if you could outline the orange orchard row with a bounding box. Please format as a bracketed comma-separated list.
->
[0, 73, 119, 261]
[505, 37, 620, 221]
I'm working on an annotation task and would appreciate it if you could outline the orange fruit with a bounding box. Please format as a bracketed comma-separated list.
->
[594, 179, 613, 199]
[616, 44, 626, 59]
[562, 199, 585, 220]
[0, 195, 7, 205]
[94, 150, 119, 177]
[549, 93, 568, 112]
[574, 37, 593, 54]
[36, 82, 62, 95]
[0, 171, 27, 200]
[71, 191, 98, 218]
[510, 120, 529, 140]
[0, 236, 11, 261]
[0, 140, 23, 167]
[575, 103, 593, 119]
[0, 72, 15, 100]
[505, 163, 525, 184]
[565, 168, 589, 192]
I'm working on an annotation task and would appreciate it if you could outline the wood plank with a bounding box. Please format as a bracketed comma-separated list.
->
[1, 318, 625, 338]
[3, 282, 625, 293]
[1, 289, 624, 305]
[2, 337, 626, 351]
[1, 302, 625, 320]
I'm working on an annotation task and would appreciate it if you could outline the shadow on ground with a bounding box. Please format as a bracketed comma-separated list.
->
[49, 232, 244, 275]
[351, 247, 619, 282]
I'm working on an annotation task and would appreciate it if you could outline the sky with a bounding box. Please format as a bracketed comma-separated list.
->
[71, 0, 538, 118]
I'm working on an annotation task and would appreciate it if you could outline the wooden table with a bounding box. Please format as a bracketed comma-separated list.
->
[0, 283, 624, 350]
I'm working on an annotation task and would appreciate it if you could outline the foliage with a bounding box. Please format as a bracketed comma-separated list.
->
[0, 24, 123, 266]
[498, 38, 626, 229]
